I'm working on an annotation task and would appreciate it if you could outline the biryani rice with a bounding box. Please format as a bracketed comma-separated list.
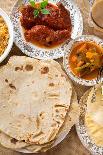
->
[0, 16, 9, 55]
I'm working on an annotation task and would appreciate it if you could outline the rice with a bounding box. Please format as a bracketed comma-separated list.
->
[0, 16, 9, 55]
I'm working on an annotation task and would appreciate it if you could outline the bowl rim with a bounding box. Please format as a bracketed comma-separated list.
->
[0, 8, 13, 63]
[63, 35, 103, 86]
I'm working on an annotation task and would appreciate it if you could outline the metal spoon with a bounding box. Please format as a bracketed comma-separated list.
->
[91, 66, 103, 103]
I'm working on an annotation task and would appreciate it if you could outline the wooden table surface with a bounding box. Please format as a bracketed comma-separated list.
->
[0, 0, 102, 154]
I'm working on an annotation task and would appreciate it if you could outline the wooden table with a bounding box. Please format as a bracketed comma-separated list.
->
[0, 0, 102, 154]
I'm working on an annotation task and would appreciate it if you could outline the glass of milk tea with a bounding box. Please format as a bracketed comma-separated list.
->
[89, 0, 103, 36]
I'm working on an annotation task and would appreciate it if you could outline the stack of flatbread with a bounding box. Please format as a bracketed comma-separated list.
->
[85, 84, 103, 147]
[0, 56, 79, 153]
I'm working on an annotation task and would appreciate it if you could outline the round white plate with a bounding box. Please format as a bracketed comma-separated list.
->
[76, 90, 103, 155]
[0, 9, 13, 63]
[11, 0, 83, 60]
[63, 35, 103, 86]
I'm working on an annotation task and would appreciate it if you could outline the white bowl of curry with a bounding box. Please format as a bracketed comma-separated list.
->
[0, 8, 13, 63]
[64, 35, 103, 86]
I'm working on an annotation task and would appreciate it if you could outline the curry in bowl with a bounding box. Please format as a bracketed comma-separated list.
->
[20, 0, 72, 48]
[0, 15, 9, 56]
[69, 41, 103, 80]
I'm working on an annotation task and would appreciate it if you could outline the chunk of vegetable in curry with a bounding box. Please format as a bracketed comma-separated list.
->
[69, 42, 103, 80]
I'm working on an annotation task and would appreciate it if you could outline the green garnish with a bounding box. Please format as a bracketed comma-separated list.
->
[76, 63, 91, 72]
[41, 1, 48, 9]
[41, 9, 50, 14]
[29, 0, 50, 17]
[33, 9, 39, 17]
[29, 0, 35, 7]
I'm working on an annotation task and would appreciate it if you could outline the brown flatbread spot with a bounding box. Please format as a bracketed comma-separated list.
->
[39, 112, 44, 116]
[68, 116, 71, 121]
[56, 121, 61, 125]
[25, 64, 33, 71]
[11, 138, 18, 144]
[55, 104, 66, 108]
[49, 94, 59, 97]
[61, 74, 64, 77]
[61, 74, 68, 80]
[2, 105, 6, 108]
[10, 90, 13, 93]
[36, 116, 40, 129]
[60, 114, 64, 118]
[39, 112, 45, 119]
[17, 124, 21, 127]
[9, 83, 16, 90]
[5, 79, 8, 83]
[15, 66, 23, 71]
[41, 67, 49, 74]
[51, 123, 56, 127]
[49, 83, 54, 87]
[55, 109, 59, 112]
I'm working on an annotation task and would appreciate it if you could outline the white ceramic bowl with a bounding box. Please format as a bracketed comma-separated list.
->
[0, 8, 13, 63]
[63, 35, 103, 86]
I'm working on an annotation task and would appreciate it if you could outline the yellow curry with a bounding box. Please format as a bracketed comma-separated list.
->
[69, 41, 103, 80]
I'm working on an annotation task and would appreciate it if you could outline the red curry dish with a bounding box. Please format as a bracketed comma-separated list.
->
[20, 2, 72, 47]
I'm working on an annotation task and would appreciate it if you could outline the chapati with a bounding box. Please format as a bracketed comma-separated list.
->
[92, 0, 103, 28]
[85, 84, 103, 147]
[0, 56, 72, 145]
[22, 89, 79, 153]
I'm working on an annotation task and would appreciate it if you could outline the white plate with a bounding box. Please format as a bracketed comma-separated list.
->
[0, 9, 13, 63]
[11, 0, 83, 60]
[63, 35, 103, 86]
[76, 90, 103, 155]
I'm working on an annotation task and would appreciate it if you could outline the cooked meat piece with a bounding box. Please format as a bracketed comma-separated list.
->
[20, 2, 72, 47]
[53, 29, 71, 44]
[24, 25, 71, 46]
[25, 25, 55, 46]
[41, 3, 72, 30]
[20, 5, 42, 29]
[20, 5, 35, 29]
[20, 3, 72, 31]
[57, 2, 72, 29]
